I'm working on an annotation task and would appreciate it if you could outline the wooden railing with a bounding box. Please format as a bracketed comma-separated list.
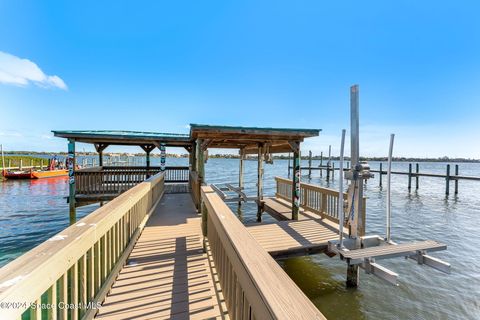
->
[0, 172, 165, 320]
[75, 166, 188, 195]
[163, 166, 189, 183]
[275, 176, 366, 229]
[201, 186, 326, 320]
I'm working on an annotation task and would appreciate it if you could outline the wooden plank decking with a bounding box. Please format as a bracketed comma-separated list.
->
[248, 197, 341, 258]
[247, 218, 339, 258]
[95, 193, 225, 320]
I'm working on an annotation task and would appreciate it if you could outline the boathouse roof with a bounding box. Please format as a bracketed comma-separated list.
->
[53, 125, 320, 153]
[190, 124, 320, 153]
[52, 130, 191, 147]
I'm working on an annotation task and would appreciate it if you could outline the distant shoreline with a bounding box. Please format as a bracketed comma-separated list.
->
[2, 151, 479, 163]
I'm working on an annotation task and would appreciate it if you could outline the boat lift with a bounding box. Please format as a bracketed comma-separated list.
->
[327, 85, 450, 287]
[211, 183, 258, 203]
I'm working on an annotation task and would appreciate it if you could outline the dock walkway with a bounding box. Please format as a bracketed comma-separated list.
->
[95, 193, 225, 320]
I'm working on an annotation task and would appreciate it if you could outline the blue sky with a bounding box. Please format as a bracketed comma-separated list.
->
[0, 1, 479, 158]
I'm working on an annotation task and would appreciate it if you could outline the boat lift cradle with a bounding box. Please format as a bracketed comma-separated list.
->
[327, 86, 450, 286]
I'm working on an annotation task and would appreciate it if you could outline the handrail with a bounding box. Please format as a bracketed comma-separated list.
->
[201, 186, 325, 319]
[0, 172, 165, 320]
[75, 166, 189, 195]
[275, 176, 366, 230]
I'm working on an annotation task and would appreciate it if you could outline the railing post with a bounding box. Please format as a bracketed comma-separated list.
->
[321, 193, 327, 216]
[201, 201, 208, 253]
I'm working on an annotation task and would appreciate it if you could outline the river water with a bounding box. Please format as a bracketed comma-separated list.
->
[0, 156, 478, 319]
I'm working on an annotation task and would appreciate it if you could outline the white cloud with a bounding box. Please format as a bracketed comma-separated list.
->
[0, 51, 67, 90]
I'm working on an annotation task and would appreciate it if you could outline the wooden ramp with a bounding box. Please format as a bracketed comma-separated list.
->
[95, 193, 225, 320]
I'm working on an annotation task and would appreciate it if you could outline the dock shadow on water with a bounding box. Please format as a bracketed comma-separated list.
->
[278, 256, 365, 320]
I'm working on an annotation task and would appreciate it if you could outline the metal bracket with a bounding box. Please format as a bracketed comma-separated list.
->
[408, 251, 451, 274]
[362, 258, 399, 286]
[140, 144, 156, 153]
[94, 143, 109, 153]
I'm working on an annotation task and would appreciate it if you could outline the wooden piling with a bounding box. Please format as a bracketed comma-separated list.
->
[239, 149, 245, 206]
[320, 152, 323, 177]
[331, 162, 335, 181]
[455, 165, 459, 194]
[291, 147, 301, 220]
[308, 150, 312, 179]
[19, 159, 23, 170]
[379, 163, 383, 187]
[416, 163, 419, 190]
[287, 152, 291, 177]
[408, 163, 412, 191]
[68, 139, 76, 223]
[446, 164, 450, 195]
[257, 145, 264, 222]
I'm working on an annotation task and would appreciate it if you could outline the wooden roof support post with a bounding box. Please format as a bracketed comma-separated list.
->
[191, 141, 197, 172]
[68, 139, 76, 224]
[140, 144, 156, 178]
[94, 143, 109, 167]
[257, 144, 264, 222]
[289, 141, 301, 220]
[195, 139, 205, 210]
[185, 144, 193, 170]
[239, 148, 245, 206]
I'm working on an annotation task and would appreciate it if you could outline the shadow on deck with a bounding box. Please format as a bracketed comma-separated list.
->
[95, 193, 225, 320]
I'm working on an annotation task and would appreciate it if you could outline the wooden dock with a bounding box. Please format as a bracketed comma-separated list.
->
[247, 218, 340, 258]
[0, 123, 451, 319]
[249, 196, 344, 258]
[95, 193, 225, 320]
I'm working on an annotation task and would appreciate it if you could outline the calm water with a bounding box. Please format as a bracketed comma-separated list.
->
[1, 156, 479, 319]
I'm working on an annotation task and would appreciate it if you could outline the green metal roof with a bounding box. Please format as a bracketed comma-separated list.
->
[52, 130, 189, 140]
[52, 130, 191, 147]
